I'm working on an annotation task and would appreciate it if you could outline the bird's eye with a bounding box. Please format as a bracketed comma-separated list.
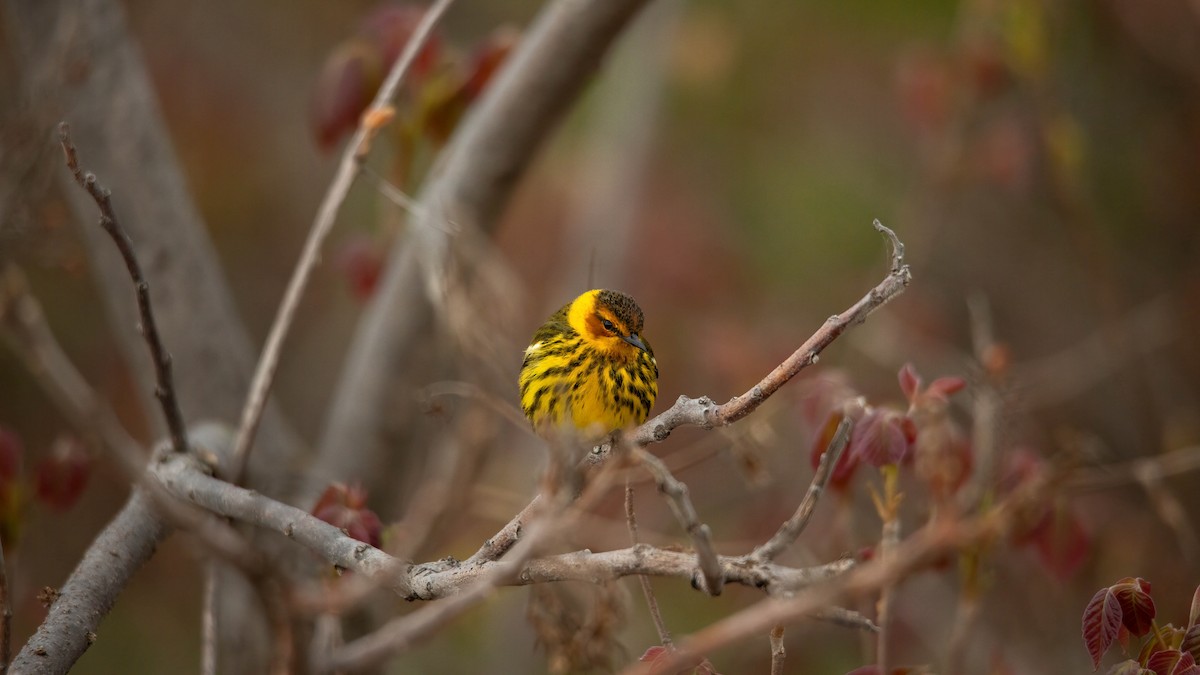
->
[601, 319, 615, 332]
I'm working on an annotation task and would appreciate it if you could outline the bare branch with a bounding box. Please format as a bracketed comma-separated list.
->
[751, 416, 854, 562]
[57, 123, 189, 454]
[1068, 444, 1200, 492]
[626, 484, 672, 646]
[0, 263, 147, 474]
[626, 220, 910, 448]
[230, 0, 456, 480]
[769, 624, 785, 675]
[153, 450, 855, 601]
[0, 267, 268, 571]
[0, 536, 10, 674]
[632, 448, 724, 595]
[10, 492, 171, 673]
[618, 522, 973, 675]
[616, 474, 1052, 675]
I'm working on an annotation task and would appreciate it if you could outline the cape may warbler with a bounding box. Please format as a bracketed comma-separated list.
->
[519, 289, 658, 439]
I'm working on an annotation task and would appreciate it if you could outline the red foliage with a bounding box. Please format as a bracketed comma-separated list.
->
[1146, 650, 1200, 675]
[1083, 587, 1123, 670]
[33, 435, 91, 512]
[0, 426, 23, 546]
[310, 4, 443, 151]
[848, 407, 912, 468]
[1082, 580, 1200, 671]
[311, 482, 383, 548]
[336, 235, 385, 301]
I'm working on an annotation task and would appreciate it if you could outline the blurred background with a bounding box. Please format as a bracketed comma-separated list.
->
[2, 0, 1200, 672]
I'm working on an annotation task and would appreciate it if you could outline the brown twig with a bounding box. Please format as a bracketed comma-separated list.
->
[0, 536, 10, 674]
[0, 266, 265, 570]
[750, 416, 854, 562]
[618, 471, 1053, 675]
[625, 220, 909, 448]
[201, 565, 217, 675]
[230, 0, 456, 481]
[57, 122, 189, 455]
[619, 519, 989, 675]
[875, 514, 901, 672]
[626, 483, 672, 646]
[632, 448, 724, 595]
[1068, 445, 1200, 492]
[769, 624, 785, 675]
[962, 292, 1003, 507]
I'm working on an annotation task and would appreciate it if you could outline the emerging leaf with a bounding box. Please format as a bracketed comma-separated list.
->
[462, 26, 519, 100]
[1146, 649, 1200, 675]
[336, 235, 386, 301]
[897, 363, 921, 403]
[1139, 624, 1186, 664]
[1111, 577, 1156, 637]
[312, 482, 383, 548]
[1183, 625, 1200, 664]
[810, 411, 860, 490]
[311, 40, 384, 151]
[1106, 661, 1154, 675]
[0, 426, 24, 546]
[1083, 587, 1123, 670]
[1190, 585, 1200, 629]
[849, 408, 911, 467]
[33, 435, 91, 512]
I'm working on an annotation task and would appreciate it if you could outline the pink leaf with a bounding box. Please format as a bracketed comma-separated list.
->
[1083, 587, 1122, 670]
[897, 363, 921, 402]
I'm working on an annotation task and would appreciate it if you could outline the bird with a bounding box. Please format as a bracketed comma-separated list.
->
[519, 289, 659, 441]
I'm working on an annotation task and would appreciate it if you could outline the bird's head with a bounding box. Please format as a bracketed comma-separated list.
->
[567, 289, 651, 358]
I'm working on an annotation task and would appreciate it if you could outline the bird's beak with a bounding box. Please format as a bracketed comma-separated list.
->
[622, 333, 648, 352]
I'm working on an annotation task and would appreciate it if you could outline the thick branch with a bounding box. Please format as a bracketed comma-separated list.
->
[10, 491, 171, 673]
[153, 451, 855, 601]
[3, 0, 303, 488]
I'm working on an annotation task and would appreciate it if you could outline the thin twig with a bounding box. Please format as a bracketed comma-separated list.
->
[0, 536, 10, 674]
[626, 483, 672, 646]
[875, 516, 901, 673]
[623, 220, 910, 449]
[201, 564, 217, 675]
[961, 292, 1003, 508]
[229, 0, 456, 481]
[632, 448, 724, 595]
[57, 123, 189, 454]
[620, 472, 1056, 675]
[618, 515, 1011, 675]
[1068, 445, 1200, 492]
[314, 463, 627, 674]
[751, 416, 854, 562]
[769, 624, 785, 675]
